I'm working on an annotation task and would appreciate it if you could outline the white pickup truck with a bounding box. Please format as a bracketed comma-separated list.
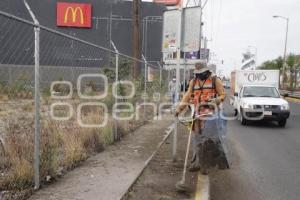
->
[230, 70, 290, 127]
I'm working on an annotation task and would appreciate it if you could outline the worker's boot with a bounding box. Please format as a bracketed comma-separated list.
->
[216, 142, 230, 170]
[189, 150, 201, 172]
[188, 163, 201, 172]
[206, 139, 219, 168]
[217, 151, 230, 170]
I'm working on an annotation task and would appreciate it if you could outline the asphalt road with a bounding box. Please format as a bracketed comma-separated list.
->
[210, 99, 300, 200]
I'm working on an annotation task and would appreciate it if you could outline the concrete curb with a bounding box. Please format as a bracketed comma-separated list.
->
[194, 173, 210, 200]
[119, 123, 175, 200]
[286, 97, 300, 104]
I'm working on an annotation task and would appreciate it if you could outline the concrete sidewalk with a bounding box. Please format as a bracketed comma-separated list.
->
[29, 120, 172, 200]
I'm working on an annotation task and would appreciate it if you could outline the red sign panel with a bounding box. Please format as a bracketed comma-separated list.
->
[153, 0, 181, 6]
[57, 2, 92, 28]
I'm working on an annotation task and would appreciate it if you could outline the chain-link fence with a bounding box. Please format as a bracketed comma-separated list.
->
[0, 9, 170, 192]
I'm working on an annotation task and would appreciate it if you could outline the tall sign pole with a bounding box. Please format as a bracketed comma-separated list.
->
[173, 0, 183, 162]
[161, 1, 201, 161]
[133, 0, 141, 80]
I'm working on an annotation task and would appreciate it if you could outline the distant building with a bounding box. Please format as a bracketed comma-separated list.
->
[0, 0, 164, 67]
[241, 51, 256, 70]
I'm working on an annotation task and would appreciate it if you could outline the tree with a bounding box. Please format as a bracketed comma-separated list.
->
[259, 54, 300, 90]
[287, 54, 300, 90]
[259, 57, 283, 70]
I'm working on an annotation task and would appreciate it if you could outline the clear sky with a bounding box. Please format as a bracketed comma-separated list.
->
[201, 0, 300, 76]
[144, 0, 300, 77]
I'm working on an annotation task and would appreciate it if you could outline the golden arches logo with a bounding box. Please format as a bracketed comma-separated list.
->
[64, 7, 84, 24]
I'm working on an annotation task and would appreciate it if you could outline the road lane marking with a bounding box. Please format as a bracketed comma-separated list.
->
[194, 173, 210, 200]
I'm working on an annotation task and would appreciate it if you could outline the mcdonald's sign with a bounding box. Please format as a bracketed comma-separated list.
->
[57, 2, 92, 28]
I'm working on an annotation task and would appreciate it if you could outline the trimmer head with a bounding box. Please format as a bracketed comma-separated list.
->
[175, 180, 189, 193]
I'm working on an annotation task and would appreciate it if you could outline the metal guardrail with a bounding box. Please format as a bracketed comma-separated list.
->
[280, 90, 300, 99]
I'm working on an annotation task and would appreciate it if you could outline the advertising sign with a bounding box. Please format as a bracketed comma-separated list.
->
[185, 51, 200, 59]
[162, 7, 201, 53]
[162, 9, 180, 53]
[200, 48, 210, 60]
[181, 6, 201, 52]
[57, 2, 92, 28]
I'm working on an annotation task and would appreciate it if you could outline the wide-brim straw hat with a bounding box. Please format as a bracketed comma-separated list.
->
[193, 62, 211, 74]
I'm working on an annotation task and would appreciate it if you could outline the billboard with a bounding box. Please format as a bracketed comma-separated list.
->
[181, 6, 201, 52]
[162, 7, 201, 53]
[57, 2, 92, 28]
[200, 48, 210, 60]
[162, 9, 180, 53]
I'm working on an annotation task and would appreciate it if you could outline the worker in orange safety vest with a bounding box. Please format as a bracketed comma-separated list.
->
[175, 62, 228, 174]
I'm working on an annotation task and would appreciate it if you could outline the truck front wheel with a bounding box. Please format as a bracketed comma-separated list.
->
[240, 108, 248, 125]
[234, 109, 238, 116]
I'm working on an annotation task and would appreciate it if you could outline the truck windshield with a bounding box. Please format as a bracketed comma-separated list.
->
[242, 87, 280, 98]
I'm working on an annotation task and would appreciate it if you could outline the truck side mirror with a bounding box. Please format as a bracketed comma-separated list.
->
[234, 92, 238, 97]
[283, 93, 289, 98]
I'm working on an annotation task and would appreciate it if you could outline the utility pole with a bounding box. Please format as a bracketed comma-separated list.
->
[273, 15, 289, 88]
[133, 0, 141, 80]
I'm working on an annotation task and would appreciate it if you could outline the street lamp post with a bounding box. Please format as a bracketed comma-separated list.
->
[273, 15, 289, 89]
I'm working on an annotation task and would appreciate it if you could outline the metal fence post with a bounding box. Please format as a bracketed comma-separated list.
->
[183, 53, 186, 91]
[142, 55, 147, 92]
[24, 0, 41, 189]
[8, 67, 12, 85]
[33, 25, 41, 191]
[157, 61, 162, 91]
[142, 55, 147, 118]
[71, 67, 75, 85]
[111, 40, 119, 141]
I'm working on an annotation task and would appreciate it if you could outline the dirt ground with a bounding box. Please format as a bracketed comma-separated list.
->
[123, 123, 198, 200]
[26, 119, 174, 200]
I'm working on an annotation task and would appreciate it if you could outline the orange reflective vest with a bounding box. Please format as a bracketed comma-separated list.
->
[191, 77, 217, 114]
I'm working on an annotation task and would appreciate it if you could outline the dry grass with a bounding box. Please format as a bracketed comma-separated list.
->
[1, 132, 34, 190]
[0, 97, 151, 192]
[0, 113, 134, 191]
[62, 131, 87, 170]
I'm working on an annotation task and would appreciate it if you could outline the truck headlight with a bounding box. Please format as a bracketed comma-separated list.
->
[280, 103, 289, 110]
[243, 103, 253, 109]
